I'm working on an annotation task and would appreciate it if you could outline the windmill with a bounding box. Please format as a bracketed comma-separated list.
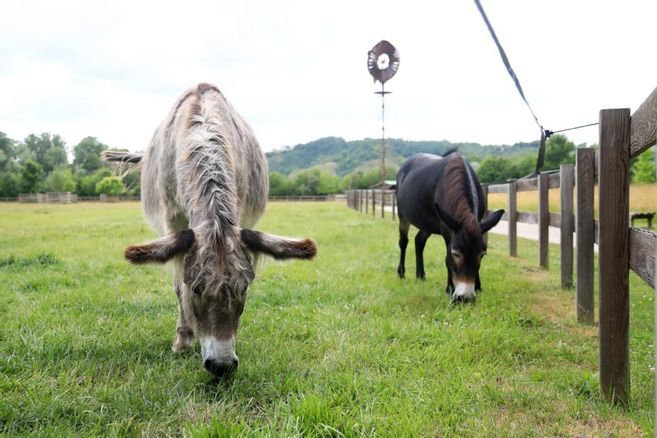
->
[367, 40, 400, 186]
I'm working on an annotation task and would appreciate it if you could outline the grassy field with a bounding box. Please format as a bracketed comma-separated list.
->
[0, 201, 654, 436]
[488, 183, 657, 219]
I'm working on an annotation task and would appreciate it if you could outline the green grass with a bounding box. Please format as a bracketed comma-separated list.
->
[0, 201, 653, 436]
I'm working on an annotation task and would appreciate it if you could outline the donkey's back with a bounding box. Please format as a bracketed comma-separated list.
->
[141, 83, 268, 235]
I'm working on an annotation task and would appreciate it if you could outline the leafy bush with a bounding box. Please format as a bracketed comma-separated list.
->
[95, 176, 124, 196]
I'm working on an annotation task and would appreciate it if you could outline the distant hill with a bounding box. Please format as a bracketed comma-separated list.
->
[266, 137, 540, 176]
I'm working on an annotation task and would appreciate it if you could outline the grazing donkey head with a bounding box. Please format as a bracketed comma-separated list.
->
[118, 83, 317, 378]
[125, 227, 316, 376]
[435, 203, 503, 302]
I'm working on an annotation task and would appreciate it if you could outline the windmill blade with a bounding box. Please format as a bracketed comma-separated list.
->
[367, 40, 400, 84]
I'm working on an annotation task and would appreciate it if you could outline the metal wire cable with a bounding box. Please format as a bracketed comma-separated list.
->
[474, 0, 544, 136]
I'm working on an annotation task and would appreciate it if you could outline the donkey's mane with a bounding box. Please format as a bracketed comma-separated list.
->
[179, 84, 250, 290]
[442, 154, 480, 236]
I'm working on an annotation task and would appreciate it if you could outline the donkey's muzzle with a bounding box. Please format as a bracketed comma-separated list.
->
[204, 357, 238, 377]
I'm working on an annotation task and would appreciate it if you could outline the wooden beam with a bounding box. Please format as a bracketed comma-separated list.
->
[482, 185, 489, 245]
[576, 148, 595, 324]
[630, 86, 657, 158]
[487, 183, 508, 193]
[561, 164, 575, 288]
[516, 211, 539, 224]
[508, 180, 517, 257]
[539, 172, 550, 269]
[598, 108, 631, 405]
[629, 227, 657, 288]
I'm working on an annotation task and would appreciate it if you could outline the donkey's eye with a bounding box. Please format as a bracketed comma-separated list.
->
[451, 250, 462, 259]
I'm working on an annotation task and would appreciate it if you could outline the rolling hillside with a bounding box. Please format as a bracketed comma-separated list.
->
[266, 137, 540, 176]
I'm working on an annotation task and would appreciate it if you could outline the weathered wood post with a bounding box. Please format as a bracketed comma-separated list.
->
[598, 108, 631, 405]
[365, 190, 369, 214]
[482, 184, 489, 245]
[381, 189, 385, 219]
[538, 172, 550, 268]
[371, 190, 376, 217]
[358, 190, 362, 212]
[560, 164, 575, 288]
[392, 190, 397, 222]
[508, 180, 517, 257]
[576, 148, 595, 324]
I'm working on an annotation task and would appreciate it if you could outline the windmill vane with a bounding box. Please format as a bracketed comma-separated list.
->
[367, 40, 400, 84]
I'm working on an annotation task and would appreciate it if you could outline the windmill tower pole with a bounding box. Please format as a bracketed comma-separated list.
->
[380, 82, 386, 186]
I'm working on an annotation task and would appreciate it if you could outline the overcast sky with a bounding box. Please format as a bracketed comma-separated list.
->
[1, 0, 655, 153]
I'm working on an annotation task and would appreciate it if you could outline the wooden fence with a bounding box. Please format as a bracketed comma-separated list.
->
[346, 86, 657, 405]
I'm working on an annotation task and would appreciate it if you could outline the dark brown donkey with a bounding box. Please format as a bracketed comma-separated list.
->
[395, 151, 504, 302]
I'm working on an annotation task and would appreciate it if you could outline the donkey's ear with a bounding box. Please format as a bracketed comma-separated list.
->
[240, 229, 317, 260]
[124, 229, 195, 264]
[481, 209, 505, 233]
[434, 203, 461, 232]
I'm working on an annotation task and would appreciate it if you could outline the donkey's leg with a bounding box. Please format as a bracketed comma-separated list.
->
[172, 276, 195, 353]
[443, 236, 454, 296]
[475, 272, 481, 292]
[397, 217, 410, 278]
[414, 230, 431, 279]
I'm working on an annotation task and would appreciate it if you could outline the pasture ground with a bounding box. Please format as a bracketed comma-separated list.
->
[0, 201, 653, 436]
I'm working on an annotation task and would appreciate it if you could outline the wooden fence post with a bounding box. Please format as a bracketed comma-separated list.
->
[508, 180, 517, 257]
[560, 164, 575, 288]
[371, 190, 376, 217]
[538, 172, 549, 268]
[598, 108, 631, 405]
[381, 189, 385, 219]
[365, 190, 369, 214]
[576, 148, 595, 324]
[482, 185, 489, 245]
[392, 190, 397, 222]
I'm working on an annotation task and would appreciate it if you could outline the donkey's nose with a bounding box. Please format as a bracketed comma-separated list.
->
[452, 294, 476, 304]
[203, 357, 239, 377]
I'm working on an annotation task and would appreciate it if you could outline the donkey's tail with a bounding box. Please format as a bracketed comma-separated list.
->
[102, 151, 143, 164]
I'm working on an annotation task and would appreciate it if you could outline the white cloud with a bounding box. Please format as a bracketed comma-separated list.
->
[1, 0, 655, 152]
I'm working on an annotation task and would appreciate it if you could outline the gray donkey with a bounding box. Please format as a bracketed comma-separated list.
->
[106, 83, 317, 377]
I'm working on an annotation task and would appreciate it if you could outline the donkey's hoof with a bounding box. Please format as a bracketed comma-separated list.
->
[172, 330, 194, 353]
[397, 266, 405, 278]
[172, 340, 193, 353]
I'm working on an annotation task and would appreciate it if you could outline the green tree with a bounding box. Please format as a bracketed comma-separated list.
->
[21, 160, 45, 193]
[73, 137, 109, 174]
[0, 132, 16, 172]
[0, 173, 22, 197]
[543, 134, 575, 170]
[96, 176, 124, 196]
[78, 168, 112, 196]
[476, 156, 514, 183]
[22, 133, 68, 173]
[631, 149, 656, 183]
[269, 172, 291, 196]
[316, 171, 341, 195]
[45, 168, 77, 192]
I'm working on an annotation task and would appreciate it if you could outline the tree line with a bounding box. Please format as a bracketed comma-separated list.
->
[0, 131, 653, 199]
[0, 132, 138, 198]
